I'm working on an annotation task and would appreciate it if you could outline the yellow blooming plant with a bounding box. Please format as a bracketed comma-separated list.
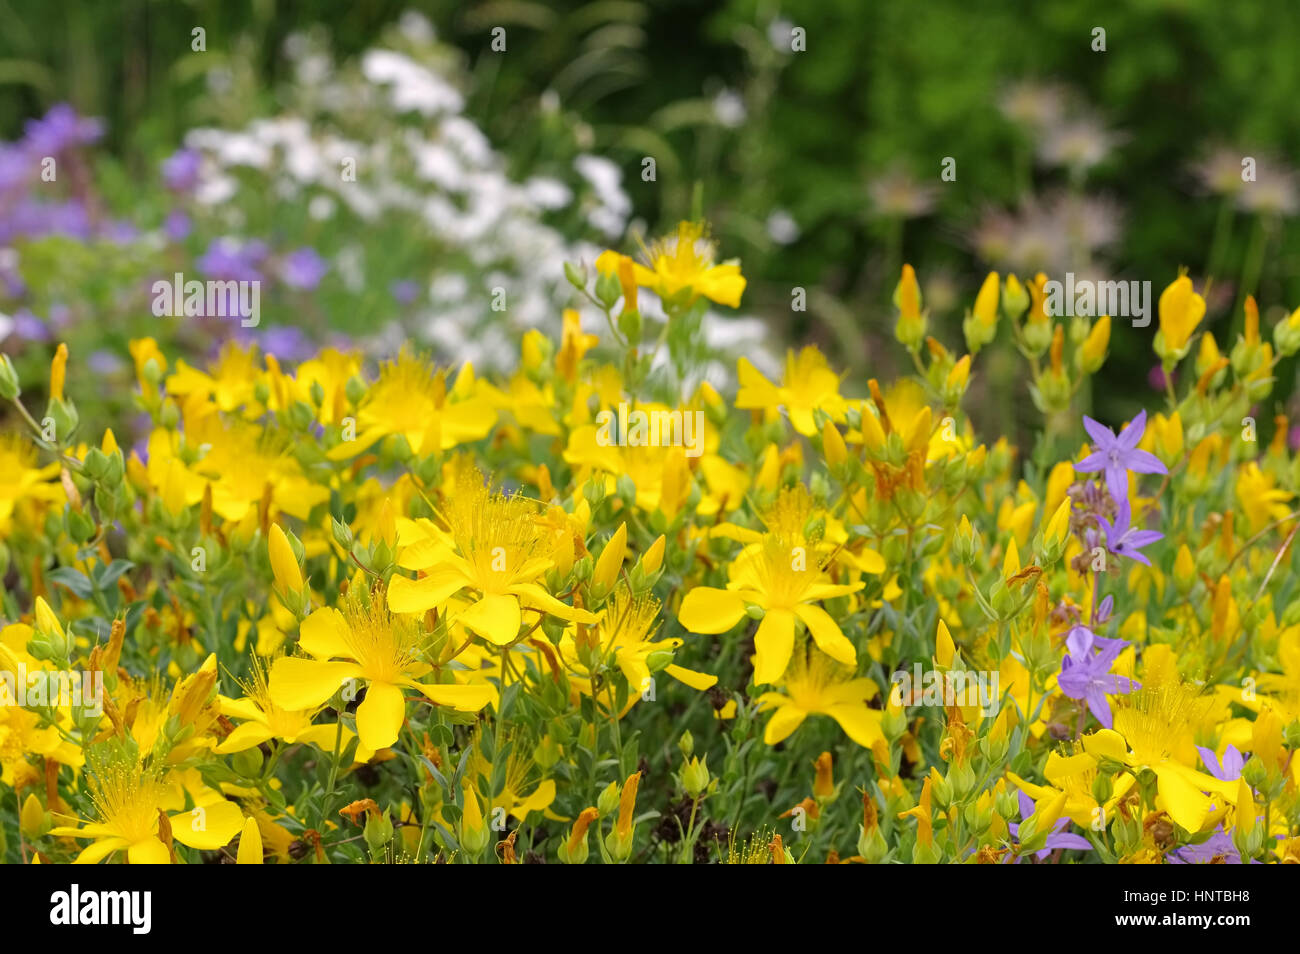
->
[2, 230, 1300, 867]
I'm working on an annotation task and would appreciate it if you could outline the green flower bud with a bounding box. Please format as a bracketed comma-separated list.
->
[0, 353, 20, 400]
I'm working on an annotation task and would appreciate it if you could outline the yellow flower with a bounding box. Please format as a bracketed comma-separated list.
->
[387, 469, 596, 644]
[562, 588, 716, 707]
[326, 350, 496, 460]
[1236, 462, 1292, 535]
[735, 347, 847, 436]
[1157, 274, 1205, 358]
[678, 528, 863, 684]
[600, 221, 746, 308]
[48, 759, 244, 864]
[1084, 684, 1237, 833]
[1009, 746, 1133, 829]
[0, 434, 61, 534]
[757, 648, 883, 748]
[269, 586, 492, 751]
[166, 341, 262, 413]
[216, 654, 360, 757]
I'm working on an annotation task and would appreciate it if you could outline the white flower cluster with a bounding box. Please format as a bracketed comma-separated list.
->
[179, 14, 771, 380]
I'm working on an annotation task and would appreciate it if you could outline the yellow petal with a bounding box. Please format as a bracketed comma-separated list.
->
[236, 817, 264, 864]
[170, 799, 245, 851]
[752, 608, 796, 684]
[127, 837, 171, 865]
[665, 664, 718, 691]
[456, 593, 522, 646]
[763, 703, 808, 745]
[356, 681, 407, 750]
[297, 607, 351, 659]
[677, 587, 747, 634]
[408, 680, 495, 712]
[387, 568, 469, 614]
[825, 703, 885, 749]
[268, 657, 364, 711]
[794, 604, 857, 667]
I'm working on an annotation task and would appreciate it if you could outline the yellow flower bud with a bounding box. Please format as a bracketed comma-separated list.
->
[1044, 497, 1071, 546]
[20, 793, 45, 839]
[974, 272, 1000, 326]
[822, 419, 848, 467]
[236, 816, 264, 864]
[49, 343, 68, 403]
[935, 619, 956, 668]
[640, 534, 666, 576]
[1080, 315, 1111, 373]
[268, 523, 304, 594]
[1157, 274, 1205, 358]
[946, 354, 971, 393]
[592, 522, 628, 593]
[813, 751, 834, 799]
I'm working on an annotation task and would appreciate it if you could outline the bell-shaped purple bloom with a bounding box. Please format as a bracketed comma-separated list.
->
[1076, 410, 1167, 502]
[1057, 625, 1138, 728]
[1008, 791, 1093, 860]
[1098, 496, 1163, 566]
[1169, 828, 1253, 864]
[1197, 744, 1244, 782]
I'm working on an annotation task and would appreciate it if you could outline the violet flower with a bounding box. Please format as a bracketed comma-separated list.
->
[1098, 496, 1163, 566]
[1008, 791, 1092, 860]
[1169, 828, 1252, 865]
[161, 148, 201, 192]
[1057, 625, 1138, 728]
[22, 104, 103, 156]
[280, 247, 327, 291]
[1076, 410, 1167, 502]
[1197, 744, 1244, 782]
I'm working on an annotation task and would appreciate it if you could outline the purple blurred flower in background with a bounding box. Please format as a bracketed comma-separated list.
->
[197, 238, 267, 283]
[22, 103, 103, 156]
[104, 219, 138, 243]
[161, 148, 201, 192]
[0, 147, 29, 195]
[280, 247, 327, 290]
[1, 198, 93, 243]
[239, 324, 314, 363]
[390, 279, 420, 305]
[164, 208, 192, 242]
[88, 350, 124, 375]
[1057, 625, 1138, 728]
[11, 308, 52, 342]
